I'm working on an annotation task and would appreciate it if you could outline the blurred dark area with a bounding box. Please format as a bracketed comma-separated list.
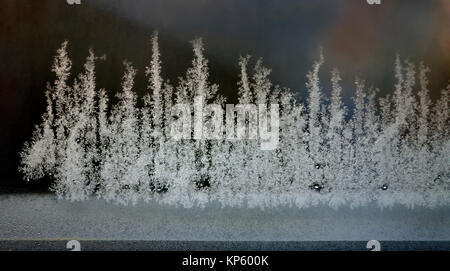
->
[1, 0, 449, 192]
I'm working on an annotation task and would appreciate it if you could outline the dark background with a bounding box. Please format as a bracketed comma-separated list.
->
[1, 0, 449, 192]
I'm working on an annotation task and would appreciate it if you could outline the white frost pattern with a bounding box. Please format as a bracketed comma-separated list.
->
[19, 32, 450, 208]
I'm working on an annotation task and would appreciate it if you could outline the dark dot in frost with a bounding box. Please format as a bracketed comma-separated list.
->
[311, 183, 322, 192]
[434, 175, 442, 183]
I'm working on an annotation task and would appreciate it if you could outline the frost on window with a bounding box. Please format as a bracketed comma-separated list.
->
[19, 33, 450, 209]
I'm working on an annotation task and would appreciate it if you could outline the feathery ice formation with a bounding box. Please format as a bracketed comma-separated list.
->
[19, 32, 450, 208]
